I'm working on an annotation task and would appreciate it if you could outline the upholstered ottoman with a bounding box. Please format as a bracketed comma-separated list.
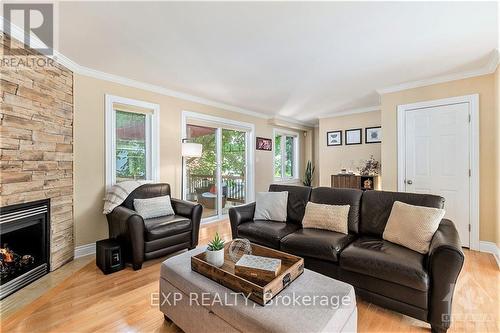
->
[159, 248, 357, 333]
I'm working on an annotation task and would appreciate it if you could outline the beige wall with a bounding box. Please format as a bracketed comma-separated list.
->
[380, 74, 498, 244]
[74, 74, 311, 246]
[495, 68, 500, 246]
[318, 111, 382, 187]
[313, 126, 320, 186]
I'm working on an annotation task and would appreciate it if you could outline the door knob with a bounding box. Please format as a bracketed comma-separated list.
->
[406, 180, 413, 185]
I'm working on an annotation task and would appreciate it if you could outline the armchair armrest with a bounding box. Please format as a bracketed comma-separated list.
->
[106, 206, 145, 269]
[427, 218, 465, 333]
[228, 202, 256, 239]
[171, 198, 202, 248]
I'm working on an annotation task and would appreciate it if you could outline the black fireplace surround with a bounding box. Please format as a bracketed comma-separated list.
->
[0, 199, 50, 299]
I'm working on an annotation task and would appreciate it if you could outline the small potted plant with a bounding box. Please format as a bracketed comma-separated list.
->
[302, 160, 315, 187]
[206, 232, 225, 267]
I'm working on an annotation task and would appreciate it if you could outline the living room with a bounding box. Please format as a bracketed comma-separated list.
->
[0, 1, 498, 333]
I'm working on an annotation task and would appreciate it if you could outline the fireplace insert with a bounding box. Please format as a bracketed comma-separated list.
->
[0, 199, 50, 300]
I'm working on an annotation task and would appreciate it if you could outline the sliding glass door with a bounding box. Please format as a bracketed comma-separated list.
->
[184, 123, 249, 221]
[221, 129, 246, 215]
[185, 125, 218, 219]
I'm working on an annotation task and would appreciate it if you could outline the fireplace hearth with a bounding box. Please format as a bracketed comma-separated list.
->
[0, 199, 50, 300]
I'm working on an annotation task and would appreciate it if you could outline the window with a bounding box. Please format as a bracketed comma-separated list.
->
[106, 95, 159, 187]
[274, 130, 299, 181]
[115, 111, 147, 182]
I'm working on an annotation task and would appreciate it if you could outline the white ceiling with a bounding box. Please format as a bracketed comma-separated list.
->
[58, 1, 498, 123]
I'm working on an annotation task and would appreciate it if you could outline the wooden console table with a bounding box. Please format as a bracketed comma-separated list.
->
[331, 174, 378, 190]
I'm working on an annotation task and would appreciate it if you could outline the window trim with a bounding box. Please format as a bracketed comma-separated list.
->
[181, 110, 256, 206]
[105, 94, 160, 188]
[273, 128, 300, 182]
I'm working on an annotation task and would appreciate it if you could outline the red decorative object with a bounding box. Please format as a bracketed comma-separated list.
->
[256, 137, 272, 151]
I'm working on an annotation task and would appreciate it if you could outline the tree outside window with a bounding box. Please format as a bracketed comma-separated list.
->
[115, 111, 147, 182]
[274, 131, 298, 180]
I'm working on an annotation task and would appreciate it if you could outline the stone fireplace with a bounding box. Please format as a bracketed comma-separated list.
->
[1, 33, 74, 272]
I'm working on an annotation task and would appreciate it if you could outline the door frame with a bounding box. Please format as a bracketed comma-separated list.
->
[396, 94, 479, 250]
[181, 110, 255, 223]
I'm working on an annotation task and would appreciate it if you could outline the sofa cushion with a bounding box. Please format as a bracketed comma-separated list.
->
[145, 231, 192, 253]
[237, 220, 300, 249]
[302, 202, 350, 234]
[254, 191, 288, 222]
[281, 229, 356, 262]
[269, 184, 312, 225]
[340, 237, 429, 291]
[144, 215, 191, 241]
[339, 268, 429, 310]
[383, 201, 445, 254]
[360, 190, 444, 237]
[310, 187, 363, 233]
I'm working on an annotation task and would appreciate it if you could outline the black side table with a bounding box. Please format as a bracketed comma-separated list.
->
[96, 239, 124, 274]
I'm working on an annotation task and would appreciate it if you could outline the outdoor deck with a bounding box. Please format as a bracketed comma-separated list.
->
[186, 174, 246, 218]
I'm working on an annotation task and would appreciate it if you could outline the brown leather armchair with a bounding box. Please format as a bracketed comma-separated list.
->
[106, 183, 202, 270]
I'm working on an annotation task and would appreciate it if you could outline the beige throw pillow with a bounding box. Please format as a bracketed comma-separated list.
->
[302, 202, 350, 234]
[383, 201, 445, 254]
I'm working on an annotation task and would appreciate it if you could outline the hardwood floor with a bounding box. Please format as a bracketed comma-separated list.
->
[1, 220, 498, 333]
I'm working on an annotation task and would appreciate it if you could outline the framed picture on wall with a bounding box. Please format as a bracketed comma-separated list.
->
[327, 130, 342, 146]
[345, 128, 362, 145]
[256, 137, 272, 151]
[365, 126, 382, 143]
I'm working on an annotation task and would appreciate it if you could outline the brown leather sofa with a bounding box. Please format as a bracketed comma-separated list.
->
[106, 183, 202, 270]
[229, 185, 464, 333]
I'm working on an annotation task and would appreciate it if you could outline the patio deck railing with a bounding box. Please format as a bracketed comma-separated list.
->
[187, 174, 245, 203]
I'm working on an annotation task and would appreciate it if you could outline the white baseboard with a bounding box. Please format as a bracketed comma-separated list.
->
[74, 243, 96, 258]
[479, 241, 500, 269]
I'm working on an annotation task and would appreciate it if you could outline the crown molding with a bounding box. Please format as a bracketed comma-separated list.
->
[54, 53, 274, 120]
[317, 105, 381, 119]
[2, 17, 498, 125]
[0, 16, 49, 50]
[2, 18, 309, 124]
[75, 63, 273, 120]
[376, 49, 499, 95]
[270, 115, 317, 129]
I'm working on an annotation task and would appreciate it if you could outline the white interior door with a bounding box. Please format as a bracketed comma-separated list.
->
[404, 102, 470, 247]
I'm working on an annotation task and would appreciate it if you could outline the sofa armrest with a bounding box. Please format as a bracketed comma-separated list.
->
[427, 218, 465, 332]
[106, 206, 141, 236]
[171, 198, 203, 248]
[228, 202, 256, 239]
[106, 206, 145, 267]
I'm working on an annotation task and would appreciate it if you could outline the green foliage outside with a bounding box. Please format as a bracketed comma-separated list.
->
[285, 136, 294, 177]
[115, 111, 147, 181]
[274, 135, 282, 177]
[187, 129, 246, 177]
[274, 134, 295, 178]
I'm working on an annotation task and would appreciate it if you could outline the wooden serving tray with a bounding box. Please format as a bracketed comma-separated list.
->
[191, 242, 304, 306]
